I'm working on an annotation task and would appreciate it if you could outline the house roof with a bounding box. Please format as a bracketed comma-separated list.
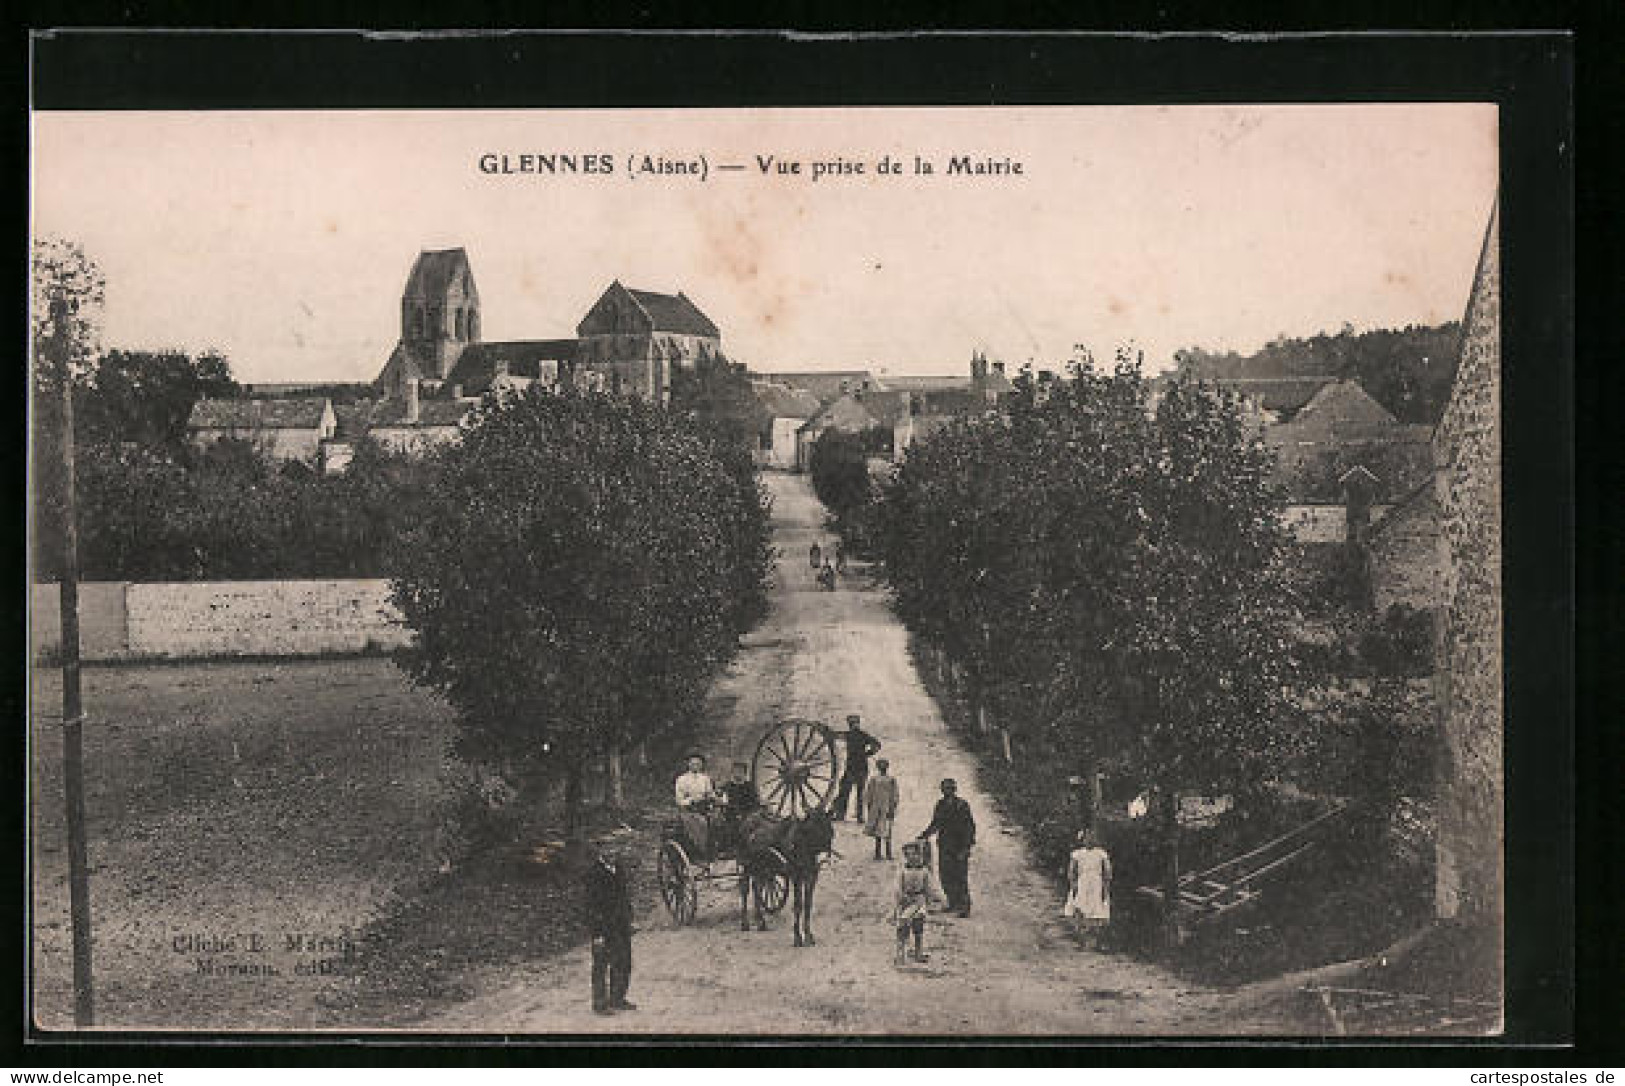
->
[1210, 376, 1337, 417]
[188, 398, 331, 430]
[876, 375, 972, 392]
[801, 392, 882, 433]
[1290, 379, 1398, 429]
[404, 248, 474, 300]
[749, 370, 877, 404]
[1366, 478, 1440, 546]
[446, 339, 576, 391]
[751, 381, 822, 421]
[625, 288, 719, 337]
[369, 398, 478, 428]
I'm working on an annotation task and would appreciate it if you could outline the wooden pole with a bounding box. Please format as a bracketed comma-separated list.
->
[57, 375, 94, 1027]
[607, 748, 624, 809]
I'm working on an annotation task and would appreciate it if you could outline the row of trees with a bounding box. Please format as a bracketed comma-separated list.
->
[873, 357, 1320, 925]
[1173, 321, 1462, 424]
[390, 385, 774, 837]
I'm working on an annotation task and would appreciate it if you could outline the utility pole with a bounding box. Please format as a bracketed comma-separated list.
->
[54, 316, 94, 1027]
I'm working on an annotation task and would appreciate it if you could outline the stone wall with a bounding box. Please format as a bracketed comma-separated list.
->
[1433, 200, 1503, 926]
[1367, 487, 1442, 614]
[31, 580, 411, 661]
[30, 582, 130, 659]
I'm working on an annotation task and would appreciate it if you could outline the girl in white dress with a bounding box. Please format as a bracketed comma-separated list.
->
[1063, 830, 1112, 946]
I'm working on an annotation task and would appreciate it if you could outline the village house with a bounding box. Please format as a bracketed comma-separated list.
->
[891, 354, 1012, 462]
[186, 397, 337, 466]
[749, 381, 822, 470]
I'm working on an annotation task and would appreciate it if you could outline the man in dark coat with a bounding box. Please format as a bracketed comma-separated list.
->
[918, 778, 977, 917]
[585, 847, 635, 1014]
[831, 713, 882, 820]
[717, 760, 760, 853]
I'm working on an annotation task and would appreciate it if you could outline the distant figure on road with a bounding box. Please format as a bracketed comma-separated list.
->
[832, 714, 882, 820]
[864, 758, 899, 860]
[817, 560, 837, 592]
[809, 541, 823, 570]
[674, 754, 718, 860]
[586, 845, 636, 1015]
[892, 840, 945, 965]
[834, 539, 847, 574]
[1063, 829, 1113, 947]
[918, 778, 976, 917]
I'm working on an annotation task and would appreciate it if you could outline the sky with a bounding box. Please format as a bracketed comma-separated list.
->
[31, 105, 1497, 384]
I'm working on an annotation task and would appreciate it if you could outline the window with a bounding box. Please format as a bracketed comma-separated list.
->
[455, 308, 466, 340]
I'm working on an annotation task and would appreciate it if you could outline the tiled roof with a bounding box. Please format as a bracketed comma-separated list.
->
[1290, 379, 1398, 429]
[802, 393, 882, 433]
[751, 381, 821, 420]
[1210, 376, 1336, 417]
[447, 340, 576, 391]
[752, 371, 877, 404]
[876, 375, 972, 392]
[370, 398, 478, 428]
[626, 289, 719, 337]
[188, 398, 330, 430]
[404, 248, 473, 300]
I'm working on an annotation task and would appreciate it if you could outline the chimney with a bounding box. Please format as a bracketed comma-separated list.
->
[992, 361, 1006, 377]
[405, 377, 420, 424]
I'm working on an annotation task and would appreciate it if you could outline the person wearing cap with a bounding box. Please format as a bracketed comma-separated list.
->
[585, 845, 636, 1015]
[674, 754, 718, 859]
[717, 760, 759, 853]
[864, 757, 900, 860]
[918, 778, 976, 917]
[831, 714, 882, 821]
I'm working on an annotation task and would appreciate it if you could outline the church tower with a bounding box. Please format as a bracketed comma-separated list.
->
[399, 248, 480, 380]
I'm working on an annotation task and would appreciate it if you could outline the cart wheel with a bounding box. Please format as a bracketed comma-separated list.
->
[657, 840, 697, 926]
[753, 718, 840, 818]
[753, 847, 791, 915]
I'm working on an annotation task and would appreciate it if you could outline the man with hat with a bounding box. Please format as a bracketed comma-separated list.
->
[831, 713, 882, 821]
[918, 778, 977, 917]
[585, 844, 636, 1015]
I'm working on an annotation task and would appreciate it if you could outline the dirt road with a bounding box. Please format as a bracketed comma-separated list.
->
[432, 472, 1282, 1035]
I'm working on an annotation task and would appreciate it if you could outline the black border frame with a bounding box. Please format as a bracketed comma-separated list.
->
[13, 27, 1585, 1066]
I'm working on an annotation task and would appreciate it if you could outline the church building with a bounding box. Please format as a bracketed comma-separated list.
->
[372, 247, 721, 407]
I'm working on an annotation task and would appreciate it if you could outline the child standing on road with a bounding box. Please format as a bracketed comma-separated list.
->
[892, 840, 944, 965]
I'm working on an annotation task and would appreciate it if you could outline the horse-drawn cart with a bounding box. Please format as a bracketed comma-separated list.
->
[656, 717, 839, 926]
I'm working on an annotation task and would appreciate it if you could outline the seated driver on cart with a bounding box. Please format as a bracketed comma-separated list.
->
[715, 761, 761, 854]
[674, 754, 719, 860]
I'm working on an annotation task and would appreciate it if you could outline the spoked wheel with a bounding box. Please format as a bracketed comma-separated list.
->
[753, 847, 791, 915]
[752, 718, 839, 818]
[657, 840, 698, 926]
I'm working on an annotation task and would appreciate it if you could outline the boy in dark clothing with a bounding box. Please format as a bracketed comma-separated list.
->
[918, 778, 977, 917]
[586, 848, 635, 1014]
[831, 714, 882, 820]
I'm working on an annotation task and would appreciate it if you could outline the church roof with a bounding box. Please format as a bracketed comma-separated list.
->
[625, 288, 719, 337]
[188, 398, 330, 430]
[404, 248, 474, 300]
[447, 339, 577, 391]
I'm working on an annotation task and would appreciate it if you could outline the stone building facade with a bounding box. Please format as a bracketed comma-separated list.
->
[1432, 199, 1502, 928]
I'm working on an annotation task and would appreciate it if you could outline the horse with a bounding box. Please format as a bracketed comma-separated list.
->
[736, 807, 835, 946]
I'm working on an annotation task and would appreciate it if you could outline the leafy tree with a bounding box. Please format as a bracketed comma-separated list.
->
[388, 386, 769, 839]
[669, 351, 758, 448]
[879, 353, 1316, 937]
[808, 428, 873, 529]
[79, 349, 239, 454]
[31, 239, 106, 582]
